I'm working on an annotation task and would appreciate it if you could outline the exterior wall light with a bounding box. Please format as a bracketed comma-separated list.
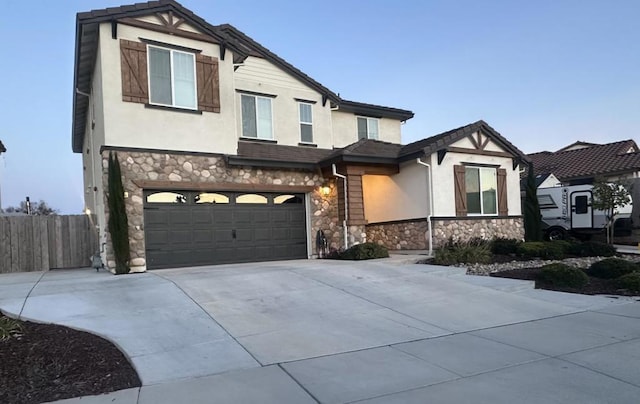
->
[321, 183, 331, 196]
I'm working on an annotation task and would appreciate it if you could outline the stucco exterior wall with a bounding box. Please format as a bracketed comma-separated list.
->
[98, 23, 239, 155]
[362, 161, 429, 223]
[429, 134, 522, 217]
[234, 56, 333, 148]
[331, 111, 402, 147]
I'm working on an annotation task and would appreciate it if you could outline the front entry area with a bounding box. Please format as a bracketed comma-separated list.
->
[143, 190, 308, 269]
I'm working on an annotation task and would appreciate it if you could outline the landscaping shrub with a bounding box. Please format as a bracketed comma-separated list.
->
[338, 242, 389, 260]
[433, 243, 492, 265]
[568, 241, 616, 257]
[587, 258, 636, 279]
[0, 315, 22, 341]
[516, 241, 566, 260]
[617, 272, 640, 293]
[536, 263, 589, 289]
[491, 238, 521, 255]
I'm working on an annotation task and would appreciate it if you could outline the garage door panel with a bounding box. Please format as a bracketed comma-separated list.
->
[144, 191, 308, 269]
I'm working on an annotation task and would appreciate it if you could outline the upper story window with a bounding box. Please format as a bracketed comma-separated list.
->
[357, 117, 379, 140]
[148, 46, 196, 109]
[465, 166, 497, 215]
[299, 103, 313, 143]
[241, 94, 273, 139]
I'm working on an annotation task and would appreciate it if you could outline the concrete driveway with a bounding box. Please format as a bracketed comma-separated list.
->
[1, 258, 639, 403]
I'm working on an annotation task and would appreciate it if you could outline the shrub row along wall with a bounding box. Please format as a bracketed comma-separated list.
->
[366, 217, 524, 250]
[0, 215, 98, 273]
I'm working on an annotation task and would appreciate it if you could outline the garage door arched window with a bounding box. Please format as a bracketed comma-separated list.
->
[146, 191, 187, 204]
[195, 193, 229, 204]
[274, 194, 303, 204]
[236, 193, 268, 204]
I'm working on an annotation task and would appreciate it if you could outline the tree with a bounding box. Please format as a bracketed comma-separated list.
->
[591, 178, 631, 244]
[3, 200, 58, 215]
[107, 152, 130, 274]
[523, 166, 543, 241]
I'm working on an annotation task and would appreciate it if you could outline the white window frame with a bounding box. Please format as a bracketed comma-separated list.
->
[240, 94, 274, 140]
[147, 45, 197, 110]
[465, 166, 498, 216]
[299, 102, 313, 143]
[357, 116, 379, 140]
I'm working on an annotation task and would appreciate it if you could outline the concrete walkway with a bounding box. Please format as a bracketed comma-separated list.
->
[1, 259, 639, 403]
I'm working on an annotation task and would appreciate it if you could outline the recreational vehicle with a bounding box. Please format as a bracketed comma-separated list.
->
[537, 184, 633, 240]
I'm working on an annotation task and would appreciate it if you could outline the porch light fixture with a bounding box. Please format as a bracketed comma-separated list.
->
[321, 182, 331, 196]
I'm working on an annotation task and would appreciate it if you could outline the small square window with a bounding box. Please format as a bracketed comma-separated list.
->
[299, 103, 313, 143]
[357, 117, 379, 140]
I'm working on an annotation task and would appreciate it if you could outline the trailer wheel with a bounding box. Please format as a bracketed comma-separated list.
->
[545, 227, 567, 241]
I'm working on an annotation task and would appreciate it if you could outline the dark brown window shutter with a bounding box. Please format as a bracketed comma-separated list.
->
[454, 165, 467, 216]
[497, 168, 508, 216]
[120, 39, 148, 103]
[196, 54, 220, 113]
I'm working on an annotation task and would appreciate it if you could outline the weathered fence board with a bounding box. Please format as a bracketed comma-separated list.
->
[0, 215, 98, 273]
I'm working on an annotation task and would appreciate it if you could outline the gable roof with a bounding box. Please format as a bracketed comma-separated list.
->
[231, 120, 525, 169]
[528, 139, 640, 181]
[72, 0, 413, 153]
[398, 120, 528, 162]
[555, 141, 598, 153]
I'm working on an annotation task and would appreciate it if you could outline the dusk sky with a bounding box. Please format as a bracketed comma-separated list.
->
[1, 0, 638, 214]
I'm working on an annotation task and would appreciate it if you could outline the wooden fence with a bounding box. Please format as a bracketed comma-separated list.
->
[0, 215, 99, 273]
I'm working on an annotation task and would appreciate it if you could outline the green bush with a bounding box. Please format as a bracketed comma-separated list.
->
[536, 263, 589, 288]
[617, 272, 640, 293]
[568, 241, 616, 257]
[491, 238, 521, 255]
[587, 258, 636, 279]
[433, 243, 492, 265]
[0, 315, 23, 341]
[516, 241, 566, 260]
[338, 242, 389, 260]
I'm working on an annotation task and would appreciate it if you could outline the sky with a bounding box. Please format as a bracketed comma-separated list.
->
[0, 0, 638, 214]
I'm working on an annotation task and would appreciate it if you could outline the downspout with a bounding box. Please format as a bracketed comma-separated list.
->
[332, 163, 349, 250]
[416, 158, 434, 256]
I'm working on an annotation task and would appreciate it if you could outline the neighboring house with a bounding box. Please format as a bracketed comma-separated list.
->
[528, 139, 640, 224]
[72, 0, 527, 271]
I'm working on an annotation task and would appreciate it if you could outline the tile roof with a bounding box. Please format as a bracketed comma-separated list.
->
[236, 141, 333, 165]
[399, 120, 527, 161]
[528, 139, 640, 180]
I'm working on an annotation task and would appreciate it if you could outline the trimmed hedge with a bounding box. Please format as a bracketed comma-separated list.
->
[337, 242, 389, 260]
[536, 263, 589, 288]
[617, 272, 640, 293]
[587, 258, 636, 279]
[568, 241, 616, 257]
[516, 241, 566, 260]
[491, 238, 521, 255]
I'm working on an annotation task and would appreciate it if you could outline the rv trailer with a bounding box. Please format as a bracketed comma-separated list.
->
[537, 184, 633, 240]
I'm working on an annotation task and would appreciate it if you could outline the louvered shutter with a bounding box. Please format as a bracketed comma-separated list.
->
[120, 40, 148, 103]
[454, 165, 467, 216]
[497, 168, 508, 216]
[196, 54, 220, 113]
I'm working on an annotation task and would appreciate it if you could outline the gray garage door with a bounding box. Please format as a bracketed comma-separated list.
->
[143, 190, 308, 269]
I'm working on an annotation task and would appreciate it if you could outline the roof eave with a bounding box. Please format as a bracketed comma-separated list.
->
[226, 156, 317, 170]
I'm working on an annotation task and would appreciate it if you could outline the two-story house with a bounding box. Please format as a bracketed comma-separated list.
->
[73, 0, 527, 271]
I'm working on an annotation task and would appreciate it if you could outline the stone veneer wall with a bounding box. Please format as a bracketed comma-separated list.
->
[101, 150, 341, 271]
[432, 217, 524, 247]
[366, 220, 428, 250]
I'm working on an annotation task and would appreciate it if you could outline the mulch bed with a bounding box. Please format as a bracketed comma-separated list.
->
[0, 314, 141, 404]
[491, 267, 638, 296]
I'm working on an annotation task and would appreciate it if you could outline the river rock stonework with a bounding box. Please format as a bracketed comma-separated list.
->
[366, 220, 428, 250]
[100, 150, 341, 271]
[432, 217, 524, 247]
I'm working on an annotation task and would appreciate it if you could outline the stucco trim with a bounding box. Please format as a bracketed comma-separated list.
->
[365, 217, 428, 226]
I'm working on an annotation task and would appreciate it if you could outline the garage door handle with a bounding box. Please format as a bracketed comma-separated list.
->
[232, 229, 236, 239]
